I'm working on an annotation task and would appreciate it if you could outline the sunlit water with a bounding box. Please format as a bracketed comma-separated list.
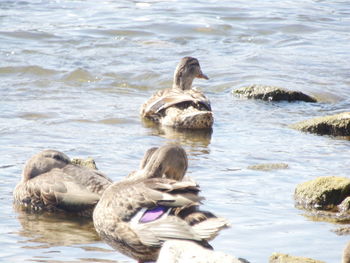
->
[1, 0, 350, 262]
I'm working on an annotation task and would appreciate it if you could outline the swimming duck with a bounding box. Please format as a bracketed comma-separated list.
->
[93, 145, 229, 263]
[140, 57, 213, 129]
[13, 149, 112, 217]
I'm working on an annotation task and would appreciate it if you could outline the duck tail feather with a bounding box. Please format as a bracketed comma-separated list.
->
[191, 217, 230, 241]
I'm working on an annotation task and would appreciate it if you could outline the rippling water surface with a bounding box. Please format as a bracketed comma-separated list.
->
[1, 0, 350, 262]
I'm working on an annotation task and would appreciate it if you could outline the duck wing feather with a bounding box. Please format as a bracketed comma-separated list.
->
[96, 178, 227, 248]
[141, 88, 211, 118]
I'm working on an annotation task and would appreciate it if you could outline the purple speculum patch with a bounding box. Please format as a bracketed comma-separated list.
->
[139, 206, 168, 223]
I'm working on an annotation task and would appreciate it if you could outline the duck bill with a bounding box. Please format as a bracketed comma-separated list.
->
[197, 71, 209, 80]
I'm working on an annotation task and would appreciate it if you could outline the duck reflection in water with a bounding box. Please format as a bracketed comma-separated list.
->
[142, 118, 212, 150]
[13, 206, 100, 247]
[93, 145, 229, 263]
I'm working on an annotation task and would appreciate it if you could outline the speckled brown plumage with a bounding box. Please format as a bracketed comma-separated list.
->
[13, 150, 112, 217]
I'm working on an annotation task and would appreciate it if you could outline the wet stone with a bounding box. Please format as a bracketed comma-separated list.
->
[290, 112, 350, 137]
[233, 84, 317, 102]
[157, 240, 249, 263]
[294, 176, 350, 211]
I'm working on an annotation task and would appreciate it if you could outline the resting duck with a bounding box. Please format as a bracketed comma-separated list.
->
[140, 57, 213, 129]
[13, 150, 112, 217]
[93, 145, 229, 263]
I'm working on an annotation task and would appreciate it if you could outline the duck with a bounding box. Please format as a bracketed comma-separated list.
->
[93, 145, 229, 263]
[13, 149, 112, 217]
[140, 57, 213, 129]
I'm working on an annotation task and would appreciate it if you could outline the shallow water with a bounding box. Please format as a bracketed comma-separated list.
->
[1, 0, 350, 262]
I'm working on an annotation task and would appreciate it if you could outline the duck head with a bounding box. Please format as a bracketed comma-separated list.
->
[147, 145, 188, 180]
[173, 57, 209, 90]
[134, 145, 188, 181]
[22, 150, 71, 182]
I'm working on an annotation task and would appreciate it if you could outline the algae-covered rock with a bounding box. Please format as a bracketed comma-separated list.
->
[233, 85, 317, 102]
[290, 112, 350, 136]
[269, 253, 325, 263]
[294, 176, 350, 210]
[157, 240, 248, 263]
[71, 157, 98, 170]
[248, 163, 289, 171]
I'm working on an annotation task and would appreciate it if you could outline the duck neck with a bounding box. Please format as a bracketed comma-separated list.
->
[173, 75, 194, 91]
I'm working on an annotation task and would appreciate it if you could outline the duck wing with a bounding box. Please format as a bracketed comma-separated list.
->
[98, 178, 228, 247]
[131, 179, 228, 246]
[141, 88, 211, 119]
[135, 215, 229, 247]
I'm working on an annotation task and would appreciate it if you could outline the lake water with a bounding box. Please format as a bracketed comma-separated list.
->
[1, 0, 350, 262]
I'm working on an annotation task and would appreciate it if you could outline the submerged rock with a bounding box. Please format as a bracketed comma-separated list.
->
[294, 176, 350, 210]
[248, 163, 289, 171]
[233, 85, 317, 102]
[157, 240, 249, 263]
[269, 253, 325, 263]
[290, 112, 350, 137]
[71, 157, 98, 170]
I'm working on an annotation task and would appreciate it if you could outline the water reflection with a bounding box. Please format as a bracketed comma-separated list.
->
[142, 119, 212, 149]
[13, 205, 100, 248]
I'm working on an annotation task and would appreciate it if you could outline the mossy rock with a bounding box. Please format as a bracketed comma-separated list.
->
[294, 176, 350, 210]
[233, 85, 317, 102]
[269, 253, 325, 263]
[71, 157, 98, 170]
[290, 112, 350, 136]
